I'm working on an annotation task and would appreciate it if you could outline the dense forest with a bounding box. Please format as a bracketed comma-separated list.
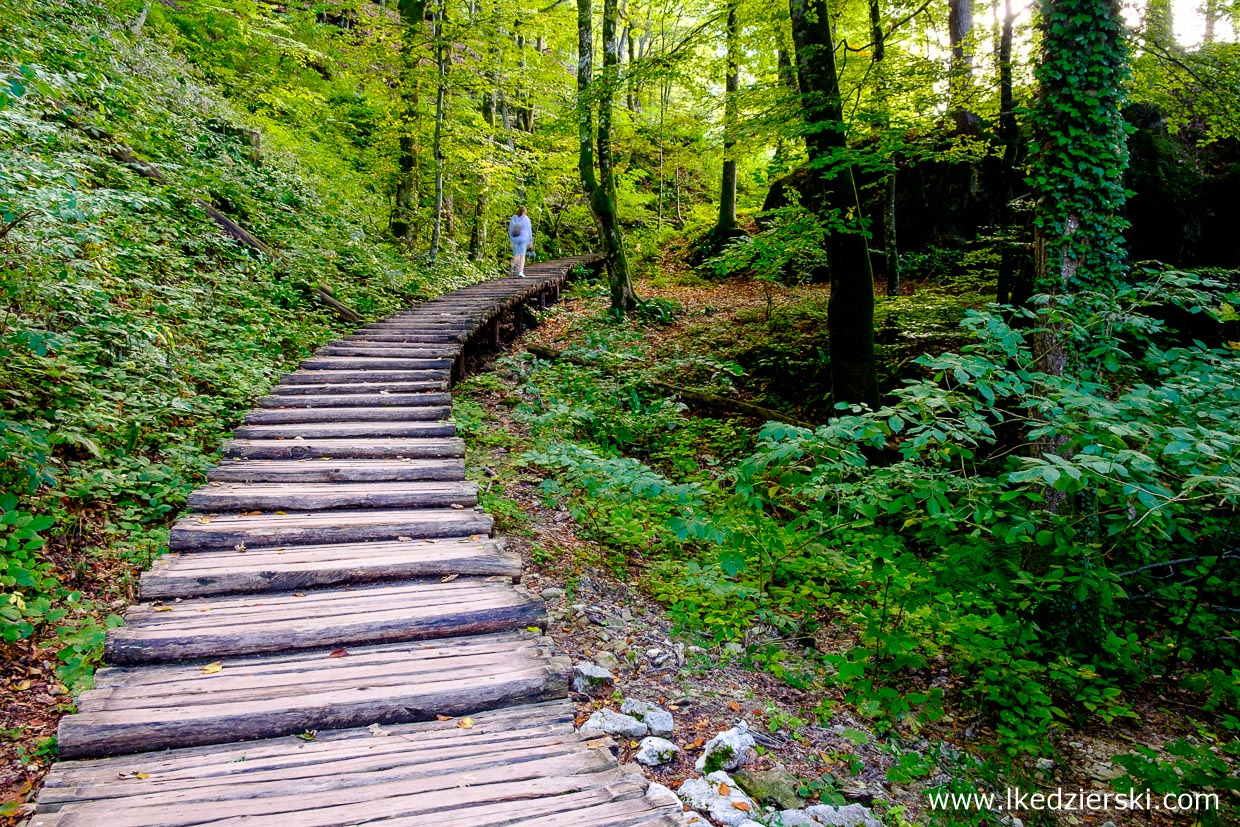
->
[2, 0, 1239, 823]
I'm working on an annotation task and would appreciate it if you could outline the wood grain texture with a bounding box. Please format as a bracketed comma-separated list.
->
[207, 458, 466, 483]
[222, 436, 465, 460]
[140, 537, 520, 599]
[280, 369, 450, 385]
[232, 420, 457, 440]
[243, 406, 453, 424]
[108, 579, 544, 663]
[57, 633, 570, 759]
[187, 480, 478, 512]
[169, 508, 492, 551]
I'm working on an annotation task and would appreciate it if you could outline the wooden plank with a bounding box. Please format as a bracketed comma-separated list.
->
[207, 458, 466, 483]
[56, 633, 570, 758]
[243, 406, 453, 424]
[280, 370, 450, 385]
[169, 508, 492, 551]
[108, 579, 544, 664]
[221, 436, 464, 460]
[318, 346, 459, 357]
[232, 420, 457, 440]
[299, 357, 454, 370]
[258, 392, 448, 407]
[140, 537, 520, 599]
[344, 333, 468, 343]
[188, 480, 477, 511]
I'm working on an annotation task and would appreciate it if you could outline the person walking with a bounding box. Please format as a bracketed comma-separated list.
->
[508, 206, 533, 278]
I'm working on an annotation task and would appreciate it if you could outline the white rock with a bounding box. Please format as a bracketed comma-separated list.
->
[772, 810, 821, 827]
[681, 812, 712, 827]
[738, 821, 766, 827]
[678, 771, 759, 827]
[694, 720, 755, 773]
[580, 708, 647, 738]
[594, 650, 622, 673]
[635, 736, 680, 766]
[572, 662, 615, 695]
[805, 803, 883, 827]
[621, 698, 675, 737]
[646, 782, 680, 807]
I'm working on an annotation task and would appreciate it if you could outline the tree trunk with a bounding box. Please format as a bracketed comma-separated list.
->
[1142, 0, 1173, 47]
[392, 0, 428, 242]
[469, 190, 488, 260]
[715, 0, 740, 235]
[788, 0, 879, 409]
[429, 0, 447, 263]
[948, 0, 979, 133]
[578, 0, 639, 313]
[1204, 0, 1219, 42]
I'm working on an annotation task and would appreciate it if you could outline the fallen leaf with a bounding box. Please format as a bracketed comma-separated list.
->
[293, 592, 306, 597]
[116, 771, 150, 781]
[629, 740, 639, 748]
[457, 717, 474, 729]
[440, 573, 458, 583]
[435, 714, 454, 721]
[450, 503, 465, 509]
[201, 662, 223, 675]
[153, 606, 173, 613]
[525, 626, 542, 633]
[727, 701, 741, 712]
[718, 783, 731, 796]
[732, 802, 751, 812]
[328, 649, 349, 658]
[196, 517, 212, 524]
[275, 510, 287, 515]
[693, 737, 705, 748]
[296, 730, 317, 741]
[13, 680, 30, 691]
[242, 511, 261, 517]
[586, 738, 610, 749]
[233, 543, 247, 553]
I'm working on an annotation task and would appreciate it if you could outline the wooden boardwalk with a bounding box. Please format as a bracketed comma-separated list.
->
[32, 258, 682, 826]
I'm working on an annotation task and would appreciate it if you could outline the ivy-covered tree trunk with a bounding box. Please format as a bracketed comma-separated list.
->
[714, 0, 740, 235]
[788, 0, 879, 409]
[578, 0, 639, 313]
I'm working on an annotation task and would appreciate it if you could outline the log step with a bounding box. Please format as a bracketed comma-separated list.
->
[169, 508, 492, 551]
[222, 437, 465, 460]
[259, 391, 450, 407]
[232, 420, 457, 440]
[343, 333, 468, 344]
[107, 578, 544, 664]
[56, 632, 570, 759]
[319, 345, 459, 357]
[299, 357, 454, 370]
[140, 536, 520, 599]
[37, 703, 681, 826]
[207, 458, 466, 484]
[244, 406, 453, 424]
[281, 370, 449, 385]
[188, 481, 478, 512]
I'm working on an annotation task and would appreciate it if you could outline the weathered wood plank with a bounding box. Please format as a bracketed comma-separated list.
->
[108, 579, 544, 663]
[299, 357, 454, 370]
[222, 436, 464, 460]
[258, 392, 448, 407]
[169, 508, 492, 551]
[207, 458, 466, 483]
[57, 633, 570, 759]
[232, 420, 457, 440]
[140, 537, 520, 599]
[318, 346, 459, 357]
[280, 369, 450, 385]
[243, 406, 453, 424]
[188, 480, 477, 512]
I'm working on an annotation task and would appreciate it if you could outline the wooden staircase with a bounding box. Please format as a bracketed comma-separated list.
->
[31, 258, 682, 826]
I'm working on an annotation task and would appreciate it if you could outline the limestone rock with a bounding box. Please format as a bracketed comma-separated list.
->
[773, 810, 821, 826]
[621, 698, 675, 737]
[635, 736, 680, 766]
[646, 782, 680, 807]
[695, 720, 755, 773]
[580, 708, 647, 738]
[572, 662, 614, 695]
[593, 650, 622, 672]
[805, 802, 883, 826]
[540, 587, 564, 600]
[678, 771, 759, 827]
[732, 764, 803, 809]
[681, 812, 712, 827]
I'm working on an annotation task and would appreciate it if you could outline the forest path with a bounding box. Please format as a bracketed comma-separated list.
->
[31, 257, 682, 827]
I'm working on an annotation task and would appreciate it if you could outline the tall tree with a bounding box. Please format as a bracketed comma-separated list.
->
[392, 0, 427, 242]
[788, 0, 879, 408]
[948, 0, 979, 133]
[578, 0, 640, 312]
[429, 0, 449, 262]
[1028, 0, 1128, 428]
[714, 0, 740, 236]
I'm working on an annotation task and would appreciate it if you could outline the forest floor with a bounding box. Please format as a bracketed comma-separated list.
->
[457, 271, 1218, 827]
